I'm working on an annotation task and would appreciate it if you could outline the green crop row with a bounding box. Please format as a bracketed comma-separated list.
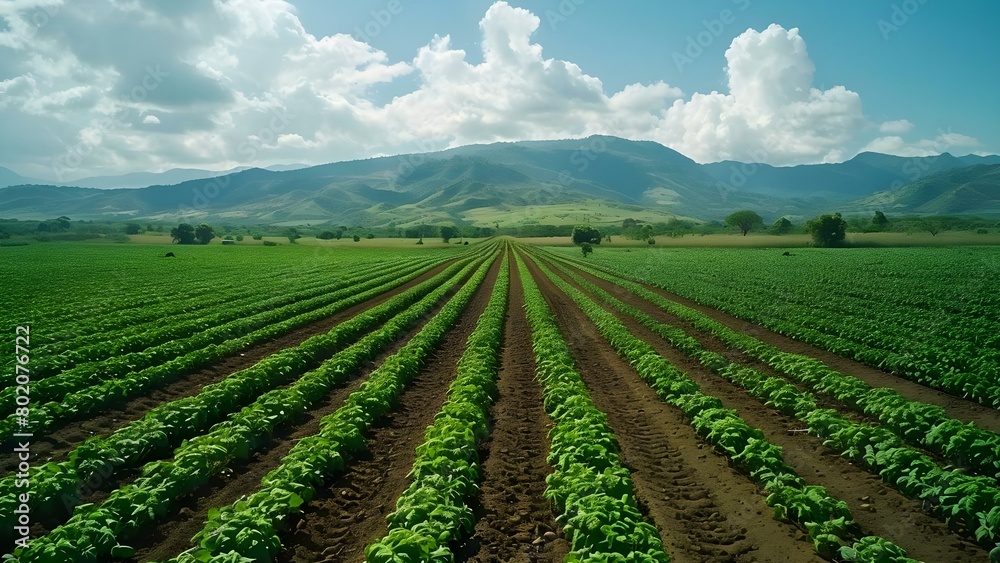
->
[10, 248, 499, 562]
[535, 251, 1000, 560]
[546, 251, 1000, 485]
[525, 251, 915, 562]
[516, 252, 670, 563]
[0, 258, 435, 414]
[0, 258, 404, 384]
[365, 251, 510, 562]
[159, 246, 502, 563]
[0, 259, 447, 444]
[562, 247, 1000, 409]
[0, 254, 481, 551]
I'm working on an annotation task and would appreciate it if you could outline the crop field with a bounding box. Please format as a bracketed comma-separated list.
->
[2, 240, 999, 563]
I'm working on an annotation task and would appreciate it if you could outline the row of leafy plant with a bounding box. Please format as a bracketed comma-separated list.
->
[0, 253, 485, 550]
[365, 252, 510, 562]
[0, 259, 446, 444]
[565, 247, 1000, 409]
[9, 247, 499, 562]
[546, 251, 1000, 485]
[2, 248, 350, 348]
[536, 252, 1000, 559]
[0, 258, 407, 385]
[516, 252, 671, 563]
[158, 246, 503, 562]
[525, 251, 916, 562]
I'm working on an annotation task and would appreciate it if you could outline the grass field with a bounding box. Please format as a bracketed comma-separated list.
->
[1, 240, 998, 562]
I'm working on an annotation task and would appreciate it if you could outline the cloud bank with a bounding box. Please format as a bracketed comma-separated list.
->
[0, 0, 980, 180]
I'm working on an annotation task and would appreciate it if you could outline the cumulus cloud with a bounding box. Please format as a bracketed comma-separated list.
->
[879, 119, 914, 134]
[861, 130, 979, 157]
[0, 1, 981, 180]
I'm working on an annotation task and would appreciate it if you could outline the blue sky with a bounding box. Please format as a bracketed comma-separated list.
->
[0, 0, 996, 180]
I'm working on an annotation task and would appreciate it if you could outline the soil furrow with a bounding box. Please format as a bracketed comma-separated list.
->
[1, 262, 452, 474]
[456, 253, 570, 563]
[549, 259, 988, 562]
[274, 256, 501, 563]
[522, 255, 820, 563]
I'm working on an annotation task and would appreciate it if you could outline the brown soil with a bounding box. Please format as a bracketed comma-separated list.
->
[521, 253, 822, 563]
[545, 257, 990, 562]
[456, 253, 570, 563]
[0, 263, 453, 475]
[274, 255, 502, 563]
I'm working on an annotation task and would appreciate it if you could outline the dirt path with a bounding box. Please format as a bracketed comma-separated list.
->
[0, 262, 453, 475]
[547, 258, 989, 562]
[456, 253, 570, 563]
[521, 254, 821, 563]
[602, 269, 1000, 434]
[273, 256, 502, 563]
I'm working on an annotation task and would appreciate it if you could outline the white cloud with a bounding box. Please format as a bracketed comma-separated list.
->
[861, 130, 979, 157]
[0, 1, 982, 180]
[879, 119, 914, 134]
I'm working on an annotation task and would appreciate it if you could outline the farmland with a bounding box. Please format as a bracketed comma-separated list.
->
[2, 241, 999, 562]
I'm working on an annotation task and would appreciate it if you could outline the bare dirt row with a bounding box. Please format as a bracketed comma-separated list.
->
[521, 253, 824, 563]
[456, 253, 569, 563]
[274, 256, 503, 563]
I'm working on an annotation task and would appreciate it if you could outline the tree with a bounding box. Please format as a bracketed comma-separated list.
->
[640, 224, 654, 241]
[769, 217, 793, 235]
[171, 223, 197, 244]
[194, 224, 215, 245]
[806, 213, 848, 247]
[870, 211, 890, 232]
[317, 230, 336, 240]
[571, 225, 602, 245]
[125, 223, 142, 235]
[440, 225, 459, 243]
[581, 242, 593, 257]
[286, 228, 301, 244]
[353, 234, 361, 242]
[922, 220, 942, 236]
[725, 210, 764, 236]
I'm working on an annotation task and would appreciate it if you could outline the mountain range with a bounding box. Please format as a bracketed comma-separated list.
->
[0, 136, 996, 226]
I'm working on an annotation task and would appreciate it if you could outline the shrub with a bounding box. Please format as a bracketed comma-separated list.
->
[262, 240, 279, 246]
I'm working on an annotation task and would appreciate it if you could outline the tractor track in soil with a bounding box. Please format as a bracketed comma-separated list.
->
[0, 262, 454, 475]
[522, 254, 821, 563]
[273, 256, 502, 563]
[545, 258, 988, 563]
[456, 252, 570, 563]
